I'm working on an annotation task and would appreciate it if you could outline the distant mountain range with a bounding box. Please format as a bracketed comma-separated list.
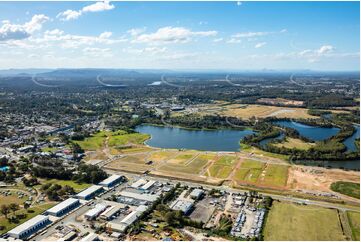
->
[0, 68, 358, 77]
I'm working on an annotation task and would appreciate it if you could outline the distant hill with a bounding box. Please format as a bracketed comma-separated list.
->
[0, 68, 53, 76]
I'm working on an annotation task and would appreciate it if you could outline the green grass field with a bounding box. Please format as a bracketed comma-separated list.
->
[36, 179, 91, 192]
[208, 155, 237, 179]
[0, 189, 29, 207]
[108, 133, 149, 147]
[159, 154, 208, 175]
[234, 160, 264, 183]
[216, 156, 237, 166]
[74, 135, 105, 150]
[261, 164, 289, 187]
[274, 138, 315, 150]
[347, 211, 360, 241]
[0, 203, 55, 234]
[263, 201, 345, 241]
[74, 130, 149, 151]
[234, 160, 289, 187]
[330, 181, 360, 199]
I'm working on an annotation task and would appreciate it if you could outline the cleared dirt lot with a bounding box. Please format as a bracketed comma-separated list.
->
[287, 166, 360, 196]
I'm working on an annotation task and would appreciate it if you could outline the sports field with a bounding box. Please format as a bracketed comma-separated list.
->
[263, 201, 345, 241]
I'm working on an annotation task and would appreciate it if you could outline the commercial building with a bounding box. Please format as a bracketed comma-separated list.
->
[7, 215, 50, 239]
[99, 174, 123, 188]
[85, 204, 108, 220]
[46, 198, 80, 217]
[75, 185, 104, 200]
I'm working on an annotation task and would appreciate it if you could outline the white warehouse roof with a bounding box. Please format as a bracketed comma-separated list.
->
[190, 188, 204, 198]
[85, 204, 107, 218]
[119, 191, 159, 202]
[46, 198, 79, 215]
[121, 210, 141, 226]
[99, 174, 121, 186]
[131, 179, 147, 188]
[8, 215, 49, 237]
[76, 185, 103, 199]
[141, 180, 155, 190]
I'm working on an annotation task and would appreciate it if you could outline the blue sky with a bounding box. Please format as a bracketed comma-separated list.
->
[0, 1, 359, 70]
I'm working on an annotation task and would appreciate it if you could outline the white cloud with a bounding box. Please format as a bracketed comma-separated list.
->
[127, 28, 146, 36]
[226, 38, 242, 44]
[99, 31, 112, 39]
[255, 42, 266, 48]
[237, 1, 242, 6]
[82, 1, 114, 13]
[57, 10, 82, 21]
[45, 29, 64, 36]
[317, 45, 334, 54]
[232, 31, 270, 38]
[30, 30, 126, 49]
[133, 26, 217, 44]
[213, 38, 223, 42]
[57, 1, 115, 21]
[83, 47, 113, 57]
[123, 47, 167, 55]
[0, 14, 49, 41]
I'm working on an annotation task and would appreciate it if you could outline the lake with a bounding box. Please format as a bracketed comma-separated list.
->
[343, 125, 360, 152]
[135, 125, 254, 151]
[272, 120, 340, 141]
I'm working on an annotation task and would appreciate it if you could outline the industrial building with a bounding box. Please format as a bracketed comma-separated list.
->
[140, 180, 156, 190]
[100, 202, 127, 221]
[130, 179, 147, 188]
[85, 204, 108, 220]
[190, 188, 204, 200]
[81, 232, 99, 241]
[46, 198, 80, 217]
[75, 185, 104, 200]
[106, 205, 147, 233]
[7, 215, 50, 239]
[170, 200, 194, 215]
[99, 174, 123, 188]
[119, 190, 159, 202]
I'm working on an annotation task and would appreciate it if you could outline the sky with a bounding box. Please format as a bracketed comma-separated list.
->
[0, 1, 359, 71]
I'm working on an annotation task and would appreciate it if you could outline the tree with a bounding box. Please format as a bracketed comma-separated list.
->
[0, 205, 10, 218]
[9, 203, 19, 215]
[23, 202, 30, 211]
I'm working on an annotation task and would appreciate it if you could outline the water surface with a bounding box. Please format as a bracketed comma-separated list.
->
[135, 125, 254, 152]
[273, 121, 340, 141]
